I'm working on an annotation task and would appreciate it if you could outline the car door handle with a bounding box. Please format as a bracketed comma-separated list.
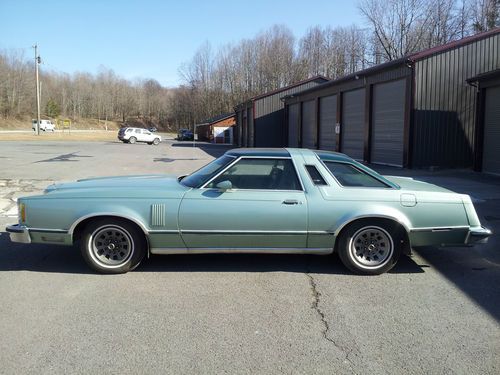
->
[282, 199, 300, 205]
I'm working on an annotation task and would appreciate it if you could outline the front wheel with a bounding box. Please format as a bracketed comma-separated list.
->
[128, 136, 137, 144]
[80, 218, 146, 274]
[337, 220, 402, 275]
[153, 138, 160, 145]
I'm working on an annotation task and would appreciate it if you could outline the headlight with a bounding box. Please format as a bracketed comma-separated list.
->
[19, 202, 26, 223]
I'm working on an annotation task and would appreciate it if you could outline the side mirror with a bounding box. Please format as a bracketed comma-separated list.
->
[216, 180, 232, 192]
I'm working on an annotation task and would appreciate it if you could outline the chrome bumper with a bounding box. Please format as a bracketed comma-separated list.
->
[465, 226, 492, 245]
[5, 224, 31, 244]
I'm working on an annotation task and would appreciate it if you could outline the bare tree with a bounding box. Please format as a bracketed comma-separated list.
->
[359, 0, 431, 60]
[471, 0, 500, 31]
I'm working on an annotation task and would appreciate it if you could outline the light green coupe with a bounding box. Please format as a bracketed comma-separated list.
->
[6, 148, 491, 275]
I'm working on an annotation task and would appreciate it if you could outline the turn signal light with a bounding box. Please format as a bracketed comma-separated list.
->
[19, 203, 26, 223]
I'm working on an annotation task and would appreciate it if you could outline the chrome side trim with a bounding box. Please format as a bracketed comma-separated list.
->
[148, 229, 179, 234]
[180, 230, 309, 235]
[410, 226, 469, 232]
[29, 228, 68, 233]
[68, 212, 150, 238]
[150, 247, 333, 255]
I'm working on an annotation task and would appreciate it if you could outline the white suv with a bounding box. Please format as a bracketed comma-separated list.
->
[32, 119, 56, 132]
[118, 127, 161, 145]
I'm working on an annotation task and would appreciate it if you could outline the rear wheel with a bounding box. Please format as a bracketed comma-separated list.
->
[80, 218, 146, 274]
[337, 219, 402, 275]
[128, 136, 137, 144]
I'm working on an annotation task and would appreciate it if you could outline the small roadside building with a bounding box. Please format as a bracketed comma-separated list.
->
[195, 113, 236, 144]
[282, 28, 500, 173]
[234, 76, 329, 147]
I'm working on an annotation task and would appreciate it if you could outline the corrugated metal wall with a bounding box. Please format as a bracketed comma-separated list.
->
[412, 33, 500, 168]
[253, 79, 326, 147]
[319, 95, 337, 151]
[301, 100, 316, 148]
[284, 65, 411, 156]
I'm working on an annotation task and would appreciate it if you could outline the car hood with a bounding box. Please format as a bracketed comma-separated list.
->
[43, 174, 189, 198]
[384, 176, 455, 193]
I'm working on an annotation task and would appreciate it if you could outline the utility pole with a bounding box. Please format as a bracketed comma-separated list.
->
[33, 44, 41, 135]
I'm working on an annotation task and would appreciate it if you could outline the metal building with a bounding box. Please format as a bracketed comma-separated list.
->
[234, 76, 329, 147]
[195, 113, 236, 144]
[468, 69, 500, 175]
[283, 28, 500, 172]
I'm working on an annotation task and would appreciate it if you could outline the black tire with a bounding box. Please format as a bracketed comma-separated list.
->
[337, 219, 402, 275]
[129, 136, 137, 144]
[153, 138, 160, 145]
[80, 218, 146, 274]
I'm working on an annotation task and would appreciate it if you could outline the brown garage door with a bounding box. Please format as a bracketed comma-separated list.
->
[301, 100, 316, 149]
[341, 88, 365, 161]
[371, 79, 406, 167]
[482, 85, 500, 175]
[319, 95, 337, 151]
[287, 103, 300, 147]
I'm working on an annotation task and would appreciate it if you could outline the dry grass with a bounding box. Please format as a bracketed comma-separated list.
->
[0, 131, 119, 142]
[0, 116, 121, 131]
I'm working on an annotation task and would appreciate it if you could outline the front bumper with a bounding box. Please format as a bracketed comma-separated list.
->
[6, 224, 31, 244]
[465, 226, 492, 245]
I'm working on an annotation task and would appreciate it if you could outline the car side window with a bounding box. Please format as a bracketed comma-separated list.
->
[324, 162, 388, 188]
[206, 158, 302, 190]
[305, 165, 327, 185]
[135, 129, 141, 133]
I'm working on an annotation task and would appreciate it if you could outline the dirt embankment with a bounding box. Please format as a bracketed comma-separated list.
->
[0, 116, 122, 131]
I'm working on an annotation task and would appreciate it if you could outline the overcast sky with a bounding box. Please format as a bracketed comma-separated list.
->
[0, 0, 364, 86]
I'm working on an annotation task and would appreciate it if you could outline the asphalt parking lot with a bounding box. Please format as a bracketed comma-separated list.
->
[0, 139, 499, 374]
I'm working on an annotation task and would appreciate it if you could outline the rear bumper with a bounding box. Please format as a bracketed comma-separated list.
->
[465, 226, 492, 245]
[6, 224, 31, 244]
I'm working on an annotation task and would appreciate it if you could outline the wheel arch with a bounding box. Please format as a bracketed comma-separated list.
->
[70, 213, 150, 248]
[333, 214, 412, 255]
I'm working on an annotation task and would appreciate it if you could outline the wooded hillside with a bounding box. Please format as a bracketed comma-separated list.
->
[0, 0, 498, 130]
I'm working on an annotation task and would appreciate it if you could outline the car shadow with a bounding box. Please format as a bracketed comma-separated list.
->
[0, 232, 423, 276]
[413, 246, 500, 322]
[153, 157, 199, 163]
[34, 152, 93, 163]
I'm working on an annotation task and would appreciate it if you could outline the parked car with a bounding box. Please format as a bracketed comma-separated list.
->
[32, 119, 55, 132]
[148, 126, 157, 132]
[118, 127, 161, 145]
[6, 148, 491, 275]
[177, 128, 194, 141]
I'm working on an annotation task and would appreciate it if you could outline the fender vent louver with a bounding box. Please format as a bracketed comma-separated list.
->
[151, 204, 166, 227]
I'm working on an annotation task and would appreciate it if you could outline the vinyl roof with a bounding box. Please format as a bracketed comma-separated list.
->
[226, 148, 291, 157]
[225, 148, 354, 162]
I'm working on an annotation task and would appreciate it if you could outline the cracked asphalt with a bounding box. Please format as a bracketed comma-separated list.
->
[0, 140, 499, 374]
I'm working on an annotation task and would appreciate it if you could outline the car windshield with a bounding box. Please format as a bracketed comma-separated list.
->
[180, 155, 235, 188]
